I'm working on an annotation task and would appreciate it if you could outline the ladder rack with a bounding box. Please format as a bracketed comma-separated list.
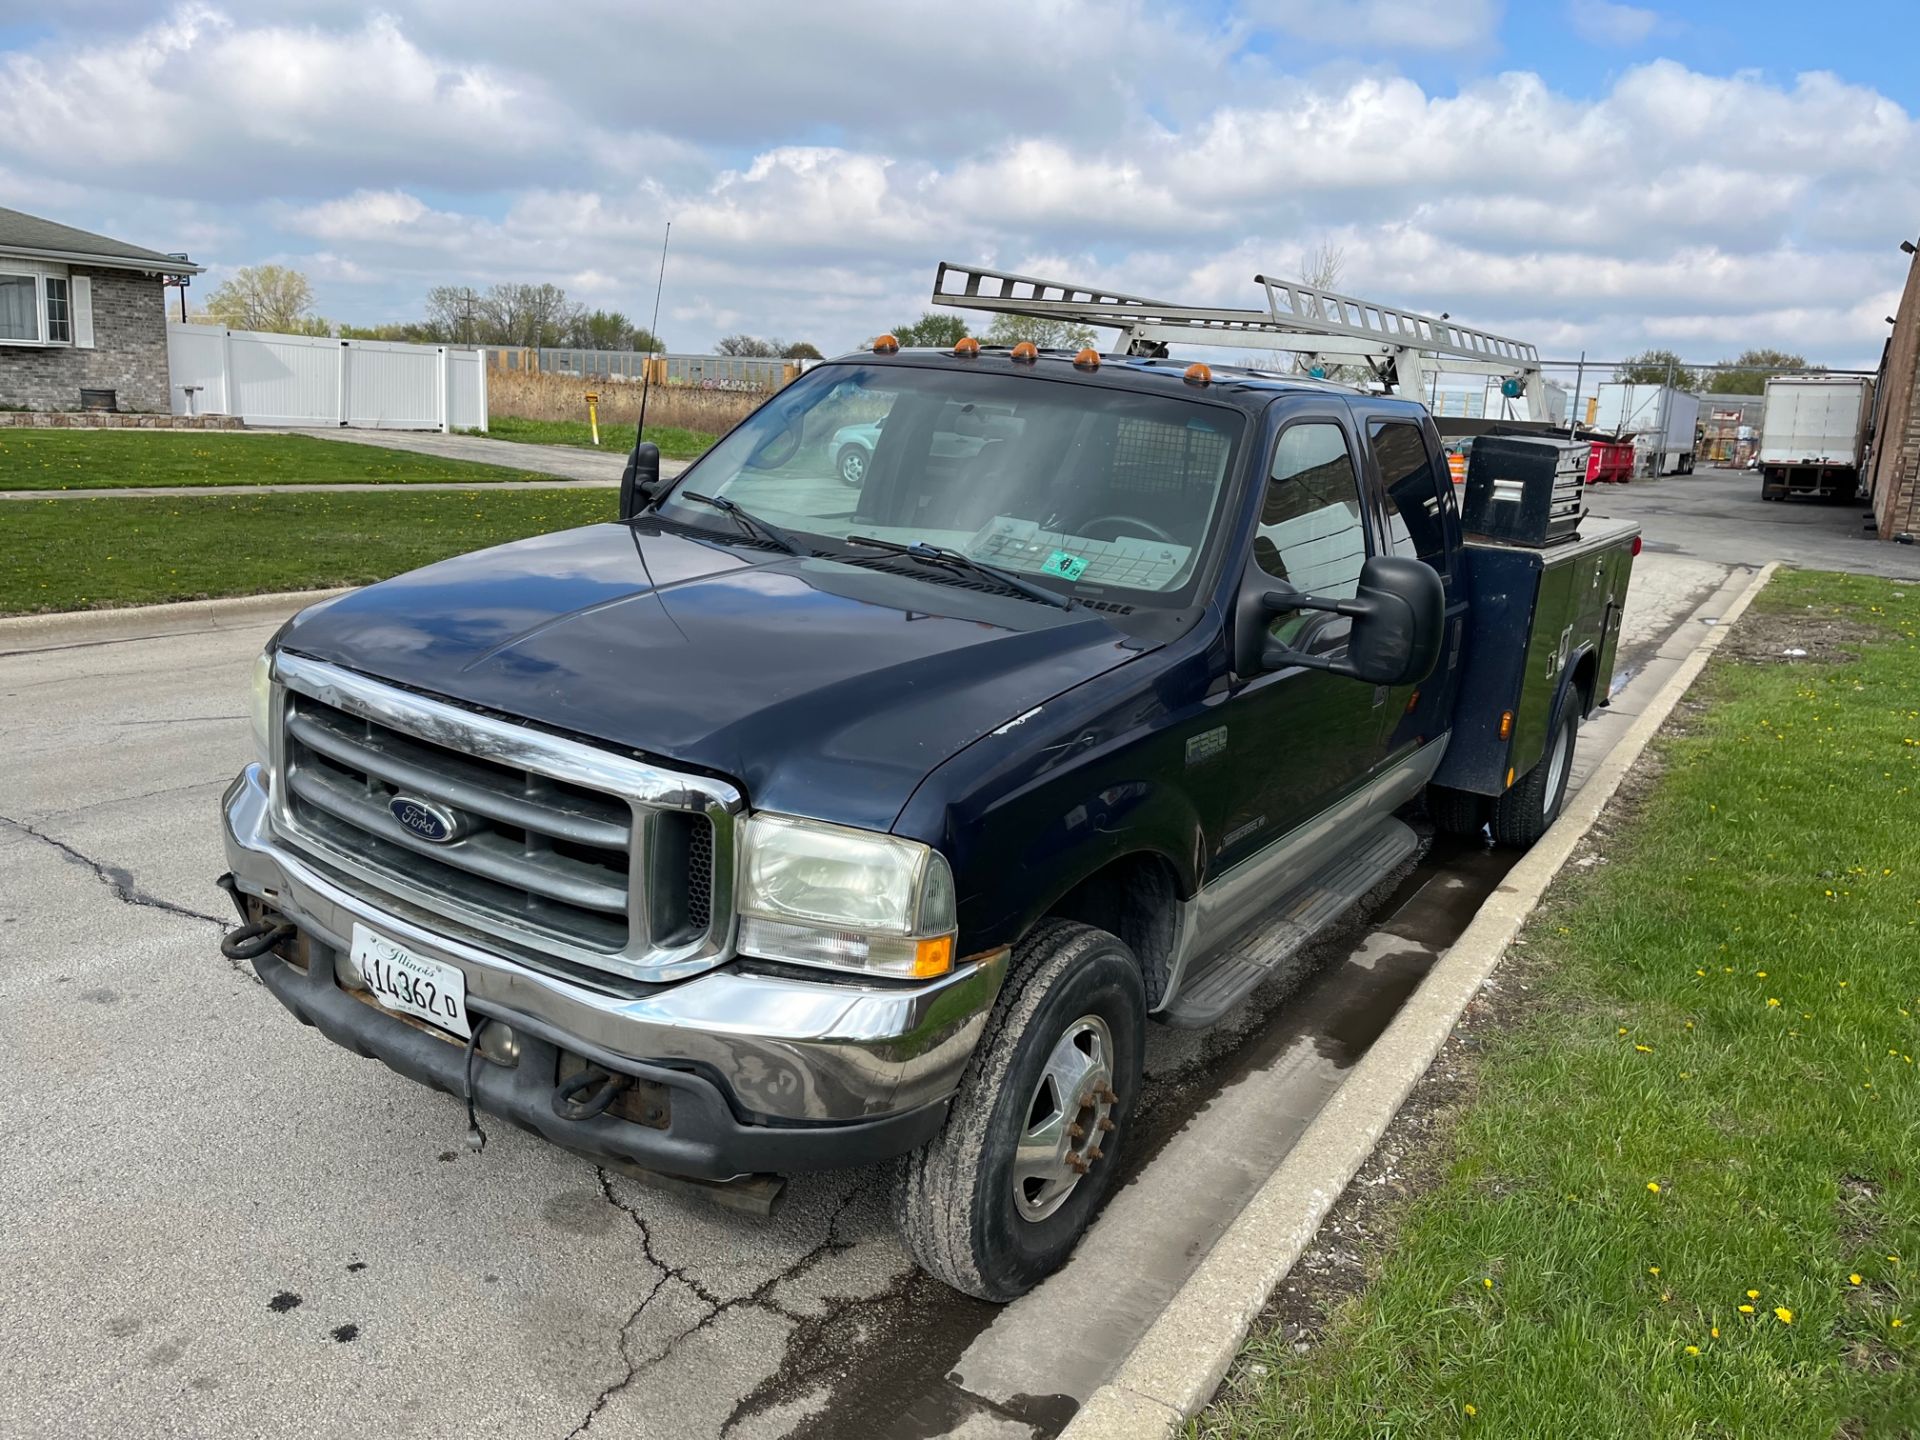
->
[930, 260, 1545, 412]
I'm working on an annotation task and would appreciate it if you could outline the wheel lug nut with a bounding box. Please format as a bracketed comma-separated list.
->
[1086, 1147, 1103, 1161]
[1066, 1155, 1089, 1174]
[1097, 1117, 1115, 1133]
[1067, 1123, 1085, 1139]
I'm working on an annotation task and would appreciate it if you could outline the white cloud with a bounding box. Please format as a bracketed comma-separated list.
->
[1568, 0, 1658, 47]
[1248, 0, 1504, 51]
[0, 4, 1910, 365]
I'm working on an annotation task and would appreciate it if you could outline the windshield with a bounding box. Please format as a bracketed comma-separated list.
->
[658, 364, 1246, 605]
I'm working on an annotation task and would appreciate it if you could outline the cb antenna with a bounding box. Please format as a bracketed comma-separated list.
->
[636, 221, 671, 441]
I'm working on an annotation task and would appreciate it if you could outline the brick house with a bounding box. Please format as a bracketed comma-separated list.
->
[1870, 244, 1920, 541]
[0, 206, 202, 414]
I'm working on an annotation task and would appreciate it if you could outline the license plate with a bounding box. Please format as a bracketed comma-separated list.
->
[351, 923, 471, 1039]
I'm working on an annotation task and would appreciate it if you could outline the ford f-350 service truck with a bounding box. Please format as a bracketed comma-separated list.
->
[218, 265, 1636, 1301]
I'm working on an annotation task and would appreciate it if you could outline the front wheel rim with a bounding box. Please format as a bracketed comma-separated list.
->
[842, 451, 865, 483]
[1012, 1014, 1117, 1223]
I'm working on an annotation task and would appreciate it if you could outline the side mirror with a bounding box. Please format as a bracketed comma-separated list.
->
[1233, 554, 1444, 687]
[619, 441, 661, 520]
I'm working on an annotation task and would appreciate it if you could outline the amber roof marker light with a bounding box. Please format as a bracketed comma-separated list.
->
[953, 337, 980, 357]
[1010, 341, 1039, 363]
[872, 334, 900, 354]
[1184, 362, 1213, 385]
[1073, 347, 1101, 370]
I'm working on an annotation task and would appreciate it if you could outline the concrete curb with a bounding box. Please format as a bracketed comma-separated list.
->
[0, 587, 349, 645]
[1061, 560, 1781, 1439]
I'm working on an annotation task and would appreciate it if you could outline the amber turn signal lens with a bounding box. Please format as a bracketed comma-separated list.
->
[1498, 709, 1514, 740]
[954, 337, 980, 357]
[1073, 347, 1101, 369]
[1010, 341, 1039, 362]
[1184, 362, 1212, 384]
[872, 334, 900, 354]
[911, 935, 954, 978]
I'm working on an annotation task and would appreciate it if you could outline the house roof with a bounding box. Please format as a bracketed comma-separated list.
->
[0, 206, 203, 275]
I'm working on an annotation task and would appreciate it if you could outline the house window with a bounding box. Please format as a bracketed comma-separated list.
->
[45, 276, 71, 343]
[0, 273, 37, 342]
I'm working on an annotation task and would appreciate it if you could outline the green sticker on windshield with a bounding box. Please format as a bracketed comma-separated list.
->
[1042, 549, 1087, 581]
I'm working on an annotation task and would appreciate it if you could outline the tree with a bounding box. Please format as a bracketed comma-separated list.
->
[1705, 348, 1816, 395]
[781, 340, 824, 360]
[423, 285, 484, 343]
[568, 308, 641, 351]
[202, 264, 321, 333]
[1613, 349, 1700, 390]
[478, 283, 578, 349]
[1299, 240, 1345, 293]
[983, 313, 1097, 350]
[628, 326, 666, 355]
[890, 312, 970, 349]
[715, 334, 779, 357]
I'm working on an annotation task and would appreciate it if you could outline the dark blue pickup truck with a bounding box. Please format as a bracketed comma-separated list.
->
[219, 338, 1635, 1300]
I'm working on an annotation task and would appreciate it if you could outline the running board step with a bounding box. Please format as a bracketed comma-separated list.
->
[1159, 817, 1421, 1029]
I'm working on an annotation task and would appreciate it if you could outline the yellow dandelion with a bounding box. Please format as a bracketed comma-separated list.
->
[1850, 1274, 1864, 1286]
[1739, 1304, 1755, 1314]
[1618, 1026, 1629, 1036]
[1464, 1403, 1477, 1417]
[1647, 1181, 1661, 1194]
[1684, 1344, 1700, 1355]
[1775, 1307, 1793, 1324]
[1648, 1266, 1660, 1276]
[1767, 997, 1781, 1007]
[1710, 1326, 1720, 1338]
[1895, 1318, 1905, 1329]
[1483, 1277, 1493, 1290]
[1636, 1044, 1653, 1053]
[1747, 1290, 1760, 1300]
[1756, 971, 1768, 978]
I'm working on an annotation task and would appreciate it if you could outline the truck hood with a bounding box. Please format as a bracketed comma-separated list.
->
[278, 520, 1143, 831]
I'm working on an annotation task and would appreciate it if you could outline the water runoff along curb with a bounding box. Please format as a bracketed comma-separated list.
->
[1060, 561, 1781, 1439]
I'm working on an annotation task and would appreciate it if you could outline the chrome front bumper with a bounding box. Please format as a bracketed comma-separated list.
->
[222, 764, 1007, 1131]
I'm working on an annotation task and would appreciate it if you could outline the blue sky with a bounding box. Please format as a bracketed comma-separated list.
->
[2, 1, 1915, 365]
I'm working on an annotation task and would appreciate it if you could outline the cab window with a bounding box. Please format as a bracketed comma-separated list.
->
[1371, 420, 1451, 572]
[1255, 421, 1367, 643]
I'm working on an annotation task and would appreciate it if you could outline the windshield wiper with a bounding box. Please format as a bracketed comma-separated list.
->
[681, 492, 809, 556]
[845, 535, 1071, 610]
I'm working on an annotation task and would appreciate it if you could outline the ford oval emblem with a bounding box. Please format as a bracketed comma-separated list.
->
[389, 795, 462, 844]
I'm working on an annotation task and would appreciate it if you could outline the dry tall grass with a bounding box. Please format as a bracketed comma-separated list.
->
[488, 370, 766, 435]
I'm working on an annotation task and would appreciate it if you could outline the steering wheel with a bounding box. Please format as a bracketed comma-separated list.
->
[1077, 514, 1178, 545]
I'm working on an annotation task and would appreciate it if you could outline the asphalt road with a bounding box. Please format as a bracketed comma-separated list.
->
[2, 472, 1906, 1439]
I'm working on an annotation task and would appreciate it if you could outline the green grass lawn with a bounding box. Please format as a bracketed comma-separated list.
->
[1199, 569, 1920, 1439]
[1, 489, 615, 613]
[477, 416, 716, 459]
[0, 430, 555, 490]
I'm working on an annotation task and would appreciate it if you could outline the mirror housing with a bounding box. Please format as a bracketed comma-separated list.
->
[1234, 554, 1444, 687]
[619, 440, 661, 520]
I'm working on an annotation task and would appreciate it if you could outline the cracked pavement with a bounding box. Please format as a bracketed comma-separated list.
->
[0, 611, 932, 1440]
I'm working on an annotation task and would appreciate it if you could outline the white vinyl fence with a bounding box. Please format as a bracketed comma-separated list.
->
[167, 323, 487, 432]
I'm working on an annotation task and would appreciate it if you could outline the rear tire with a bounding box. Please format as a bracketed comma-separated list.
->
[1491, 691, 1579, 848]
[1426, 784, 1490, 839]
[892, 920, 1145, 1302]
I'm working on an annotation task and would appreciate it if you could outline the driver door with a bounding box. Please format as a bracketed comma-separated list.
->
[1209, 407, 1393, 878]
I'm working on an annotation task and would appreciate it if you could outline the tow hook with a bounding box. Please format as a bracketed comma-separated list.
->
[220, 919, 297, 961]
[553, 1065, 632, 1121]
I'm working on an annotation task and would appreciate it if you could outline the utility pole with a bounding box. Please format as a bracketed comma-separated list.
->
[1568, 351, 1584, 438]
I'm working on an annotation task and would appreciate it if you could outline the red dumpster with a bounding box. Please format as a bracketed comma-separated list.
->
[1586, 439, 1634, 485]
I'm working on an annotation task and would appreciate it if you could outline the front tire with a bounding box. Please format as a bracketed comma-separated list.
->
[893, 920, 1145, 1301]
[1426, 784, 1490, 839]
[1491, 690, 1579, 848]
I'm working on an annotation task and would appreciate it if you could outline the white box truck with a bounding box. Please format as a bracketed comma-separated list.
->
[1758, 375, 1875, 500]
[1593, 383, 1701, 476]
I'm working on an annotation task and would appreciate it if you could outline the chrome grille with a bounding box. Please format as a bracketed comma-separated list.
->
[269, 653, 741, 983]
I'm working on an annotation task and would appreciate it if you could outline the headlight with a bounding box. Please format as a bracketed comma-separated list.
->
[737, 814, 957, 979]
[249, 649, 274, 767]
